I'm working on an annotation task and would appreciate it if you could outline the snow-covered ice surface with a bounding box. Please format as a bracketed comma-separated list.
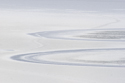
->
[1, 0, 125, 83]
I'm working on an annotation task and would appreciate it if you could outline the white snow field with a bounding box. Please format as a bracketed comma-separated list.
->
[1, 0, 125, 83]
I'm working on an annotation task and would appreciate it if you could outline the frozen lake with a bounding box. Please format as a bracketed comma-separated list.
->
[0, 0, 125, 83]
